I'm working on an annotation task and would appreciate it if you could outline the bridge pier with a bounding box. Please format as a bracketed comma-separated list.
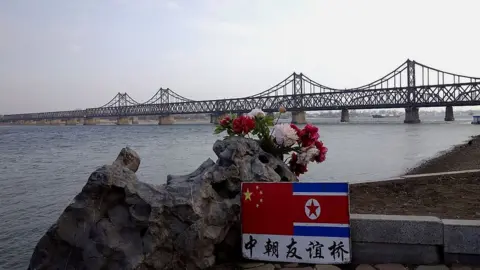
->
[49, 119, 63, 125]
[445, 105, 455, 121]
[132, 117, 139, 125]
[36, 119, 48, 125]
[158, 115, 175, 125]
[340, 109, 350, 122]
[291, 111, 306, 124]
[65, 118, 79, 125]
[117, 117, 132, 125]
[404, 107, 421, 124]
[84, 118, 98, 125]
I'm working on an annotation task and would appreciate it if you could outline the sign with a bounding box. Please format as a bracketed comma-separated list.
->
[241, 182, 351, 264]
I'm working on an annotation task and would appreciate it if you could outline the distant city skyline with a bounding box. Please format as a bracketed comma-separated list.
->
[1, 0, 480, 114]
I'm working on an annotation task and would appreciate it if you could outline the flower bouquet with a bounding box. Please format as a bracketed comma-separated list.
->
[213, 108, 328, 177]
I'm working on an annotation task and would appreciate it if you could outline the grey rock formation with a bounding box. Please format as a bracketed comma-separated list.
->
[28, 137, 297, 270]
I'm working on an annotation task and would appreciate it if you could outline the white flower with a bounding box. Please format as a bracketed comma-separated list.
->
[297, 147, 320, 165]
[272, 123, 299, 147]
[247, 108, 265, 118]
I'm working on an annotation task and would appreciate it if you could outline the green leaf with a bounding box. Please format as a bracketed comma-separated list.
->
[264, 118, 274, 126]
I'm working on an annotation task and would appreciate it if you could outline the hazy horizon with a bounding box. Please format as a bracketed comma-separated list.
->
[1, 0, 480, 114]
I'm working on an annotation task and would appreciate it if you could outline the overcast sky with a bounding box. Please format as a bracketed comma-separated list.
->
[1, 0, 480, 114]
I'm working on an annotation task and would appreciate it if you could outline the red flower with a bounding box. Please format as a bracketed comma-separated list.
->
[299, 124, 319, 147]
[314, 140, 328, 163]
[289, 153, 308, 176]
[232, 115, 256, 135]
[219, 116, 231, 127]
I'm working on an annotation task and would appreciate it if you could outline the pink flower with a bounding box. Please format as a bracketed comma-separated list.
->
[289, 153, 308, 176]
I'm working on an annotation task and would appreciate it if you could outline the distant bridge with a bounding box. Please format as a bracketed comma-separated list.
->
[2, 59, 480, 124]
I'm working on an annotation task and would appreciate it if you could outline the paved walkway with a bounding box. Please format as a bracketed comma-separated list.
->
[212, 262, 480, 270]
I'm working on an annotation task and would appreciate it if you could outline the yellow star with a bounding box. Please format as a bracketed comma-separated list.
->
[244, 189, 253, 201]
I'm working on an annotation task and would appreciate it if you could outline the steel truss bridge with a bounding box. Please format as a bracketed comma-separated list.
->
[2, 59, 480, 122]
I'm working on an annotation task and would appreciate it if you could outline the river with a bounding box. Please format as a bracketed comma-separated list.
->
[0, 115, 478, 269]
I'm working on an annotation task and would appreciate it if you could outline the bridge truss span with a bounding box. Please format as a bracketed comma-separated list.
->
[85, 88, 196, 118]
[2, 59, 480, 122]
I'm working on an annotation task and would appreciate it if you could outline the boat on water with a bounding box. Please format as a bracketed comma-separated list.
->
[471, 115, 480, 124]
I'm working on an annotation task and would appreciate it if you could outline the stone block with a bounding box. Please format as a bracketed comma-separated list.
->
[443, 219, 480, 254]
[356, 265, 376, 270]
[314, 266, 341, 270]
[415, 266, 449, 270]
[445, 252, 480, 265]
[450, 265, 473, 270]
[375, 264, 408, 270]
[350, 214, 443, 245]
[351, 242, 441, 265]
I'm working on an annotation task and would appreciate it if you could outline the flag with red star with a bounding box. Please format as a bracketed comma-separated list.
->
[241, 182, 351, 264]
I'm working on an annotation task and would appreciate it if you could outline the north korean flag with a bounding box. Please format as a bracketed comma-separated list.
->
[241, 182, 350, 238]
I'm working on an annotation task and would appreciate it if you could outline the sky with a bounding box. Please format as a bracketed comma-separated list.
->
[1, 0, 480, 114]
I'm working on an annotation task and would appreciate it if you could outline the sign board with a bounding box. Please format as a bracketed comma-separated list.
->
[241, 182, 351, 264]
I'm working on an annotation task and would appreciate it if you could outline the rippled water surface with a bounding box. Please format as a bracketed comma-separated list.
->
[1, 116, 479, 269]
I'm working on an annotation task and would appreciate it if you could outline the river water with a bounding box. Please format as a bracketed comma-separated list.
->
[0, 116, 478, 269]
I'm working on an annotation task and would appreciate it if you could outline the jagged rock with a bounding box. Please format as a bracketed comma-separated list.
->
[28, 137, 297, 270]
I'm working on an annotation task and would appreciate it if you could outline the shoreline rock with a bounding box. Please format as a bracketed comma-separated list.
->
[28, 137, 297, 270]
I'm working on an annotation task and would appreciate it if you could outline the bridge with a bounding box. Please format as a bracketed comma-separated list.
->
[1, 59, 480, 125]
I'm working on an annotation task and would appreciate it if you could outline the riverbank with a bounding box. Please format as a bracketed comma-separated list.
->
[405, 135, 480, 175]
[350, 135, 480, 219]
[350, 171, 480, 219]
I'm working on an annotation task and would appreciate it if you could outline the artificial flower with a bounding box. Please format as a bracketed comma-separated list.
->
[232, 115, 256, 135]
[290, 124, 301, 135]
[297, 146, 320, 165]
[272, 123, 299, 147]
[213, 107, 327, 177]
[299, 124, 320, 147]
[219, 116, 231, 127]
[314, 140, 328, 163]
[289, 153, 308, 176]
[247, 108, 265, 118]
